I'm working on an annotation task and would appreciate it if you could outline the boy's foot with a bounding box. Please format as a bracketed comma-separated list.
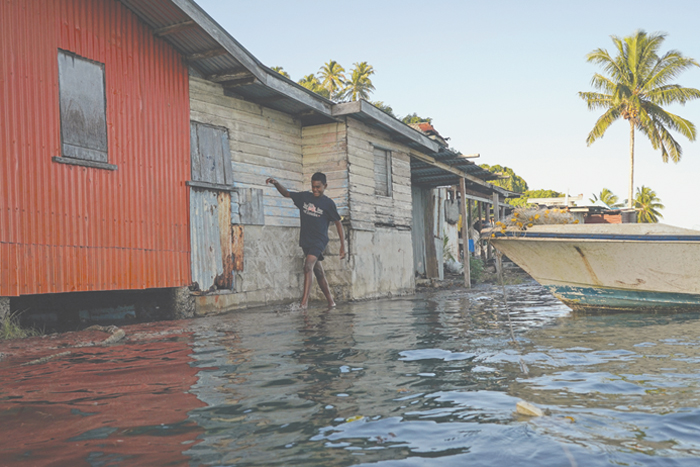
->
[327, 301, 336, 308]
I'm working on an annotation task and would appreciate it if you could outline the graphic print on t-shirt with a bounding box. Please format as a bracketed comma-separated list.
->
[303, 202, 323, 218]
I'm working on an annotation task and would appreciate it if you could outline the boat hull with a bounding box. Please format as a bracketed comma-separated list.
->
[489, 224, 700, 312]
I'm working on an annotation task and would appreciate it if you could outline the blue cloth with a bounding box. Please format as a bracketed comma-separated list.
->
[289, 191, 340, 251]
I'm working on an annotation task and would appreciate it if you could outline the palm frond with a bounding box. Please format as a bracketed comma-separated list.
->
[578, 91, 613, 110]
[586, 108, 621, 145]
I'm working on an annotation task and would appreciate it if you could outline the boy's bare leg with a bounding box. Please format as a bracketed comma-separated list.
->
[300, 254, 318, 309]
[313, 261, 335, 307]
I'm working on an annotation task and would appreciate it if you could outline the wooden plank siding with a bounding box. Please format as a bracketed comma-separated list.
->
[189, 77, 304, 227]
[346, 118, 413, 229]
[301, 123, 350, 217]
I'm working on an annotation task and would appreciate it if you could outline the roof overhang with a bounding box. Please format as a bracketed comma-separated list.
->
[118, 0, 337, 125]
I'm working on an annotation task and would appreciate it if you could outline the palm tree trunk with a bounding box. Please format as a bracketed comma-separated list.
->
[628, 120, 635, 209]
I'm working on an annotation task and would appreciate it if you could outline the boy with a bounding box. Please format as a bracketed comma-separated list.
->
[266, 172, 346, 309]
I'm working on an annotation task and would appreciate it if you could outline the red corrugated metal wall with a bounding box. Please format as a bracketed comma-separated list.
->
[0, 0, 191, 296]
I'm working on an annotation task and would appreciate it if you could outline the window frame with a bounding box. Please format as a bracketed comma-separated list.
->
[372, 144, 393, 198]
[55, 49, 115, 170]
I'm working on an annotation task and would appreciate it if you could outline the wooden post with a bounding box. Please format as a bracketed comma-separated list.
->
[478, 202, 485, 263]
[459, 177, 471, 288]
[492, 192, 502, 276]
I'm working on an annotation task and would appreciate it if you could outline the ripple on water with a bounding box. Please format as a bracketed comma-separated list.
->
[4, 286, 700, 466]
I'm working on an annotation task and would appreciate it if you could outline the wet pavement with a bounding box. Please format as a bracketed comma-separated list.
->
[2, 281, 700, 466]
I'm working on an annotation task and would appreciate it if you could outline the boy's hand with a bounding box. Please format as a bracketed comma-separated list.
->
[339, 246, 346, 260]
[266, 177, 277, 185]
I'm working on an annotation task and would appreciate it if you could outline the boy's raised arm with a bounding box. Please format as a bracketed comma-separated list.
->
[266, 178, 291, 198]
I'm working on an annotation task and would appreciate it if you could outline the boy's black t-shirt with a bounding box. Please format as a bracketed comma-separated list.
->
[289, 191, 341, 249]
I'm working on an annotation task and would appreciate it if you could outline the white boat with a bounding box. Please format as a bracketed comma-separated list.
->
[488, 223, 700, 312]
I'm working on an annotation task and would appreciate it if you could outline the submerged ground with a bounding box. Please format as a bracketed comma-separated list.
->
[2, 282, 700, 466]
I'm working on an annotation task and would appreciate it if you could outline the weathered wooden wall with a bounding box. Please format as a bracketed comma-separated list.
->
[345, 118, 413, 231]
[189, 77, 304, 227]
[301, 123, 349, 216]
[344, 118, 415, 298]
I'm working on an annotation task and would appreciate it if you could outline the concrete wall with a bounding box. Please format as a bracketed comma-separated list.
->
[348, 228, 414, 299]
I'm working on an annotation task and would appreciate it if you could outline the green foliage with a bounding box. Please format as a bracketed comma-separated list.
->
[479, 164, 528, 193]
[580, 30, 700, 206]
[402, 113, 432, 124]
[1, 311, 40, 340]
[270, 66, 290, 79]
[469, 256, 485, 283]
[298, 74, 330, 98]
[371, 101, 397, 118]
[342, 61, 375, 101]
[318, 60, 346, 101]
[590, 188, 624, 207]
[507, 189, 564, 207]
[634, 185, 664, 223]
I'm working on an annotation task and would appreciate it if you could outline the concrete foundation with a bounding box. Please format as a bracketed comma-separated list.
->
[168, 287, 195, 319]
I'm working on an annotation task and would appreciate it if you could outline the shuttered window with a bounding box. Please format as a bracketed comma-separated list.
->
[373, 147, 392, 197]
[190, 121, 234, 188]
[55, 50, 114, 169]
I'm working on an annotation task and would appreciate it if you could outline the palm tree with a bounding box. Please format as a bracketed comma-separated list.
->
[317, 60, 346, 101]
[634, 185, 664, 223]
[270, 66, 290, 79]
[342, 61, 375, 101]
[589, 188, 624, 208]
[298, 74, 330, 98]
[579, 30, 700, 208]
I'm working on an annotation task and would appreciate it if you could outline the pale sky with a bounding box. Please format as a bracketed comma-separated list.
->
[197, 0, 700, 229]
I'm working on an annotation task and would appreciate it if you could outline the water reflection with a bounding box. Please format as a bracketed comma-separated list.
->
[0, 321, 205, 466]
[3, 283, 700, 466]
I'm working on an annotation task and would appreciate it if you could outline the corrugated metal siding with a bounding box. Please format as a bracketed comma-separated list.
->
[0, 0, 191, 296]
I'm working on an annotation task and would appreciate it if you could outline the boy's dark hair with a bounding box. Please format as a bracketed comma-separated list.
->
[311, 172, 327, 185]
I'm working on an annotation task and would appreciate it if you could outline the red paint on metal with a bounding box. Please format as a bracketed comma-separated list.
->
[0, 0, 191, 296]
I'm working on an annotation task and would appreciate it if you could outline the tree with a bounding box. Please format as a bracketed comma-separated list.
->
[402, 113, 432, 124]
[579, 30, 700, 208]
[342, 61, 375, 101]
[298, 74, 330, 98]
[508, 189, 564, 208]
[590, 188, 624, 208]
[634, 185, 664, 223]
[480, 164, 528, 193]
[317, 60, 346, 101]
[371, 101, 397, 118]
[270, 66, 290, 79]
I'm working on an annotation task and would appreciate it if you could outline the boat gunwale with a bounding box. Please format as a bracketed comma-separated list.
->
[489, 231, 700, 242]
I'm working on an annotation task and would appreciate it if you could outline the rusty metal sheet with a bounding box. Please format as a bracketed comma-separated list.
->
[215, 191, 233, 289]
[0, 0, 191, 296]
[231, 225, 244, 271]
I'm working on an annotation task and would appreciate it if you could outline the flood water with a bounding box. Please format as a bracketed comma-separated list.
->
[2, 282, 700, 466]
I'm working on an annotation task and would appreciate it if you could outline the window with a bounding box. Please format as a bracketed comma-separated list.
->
[373, 146, 392, 197]
[189, 121, 234, 188]
[54, 50, 115, 170]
